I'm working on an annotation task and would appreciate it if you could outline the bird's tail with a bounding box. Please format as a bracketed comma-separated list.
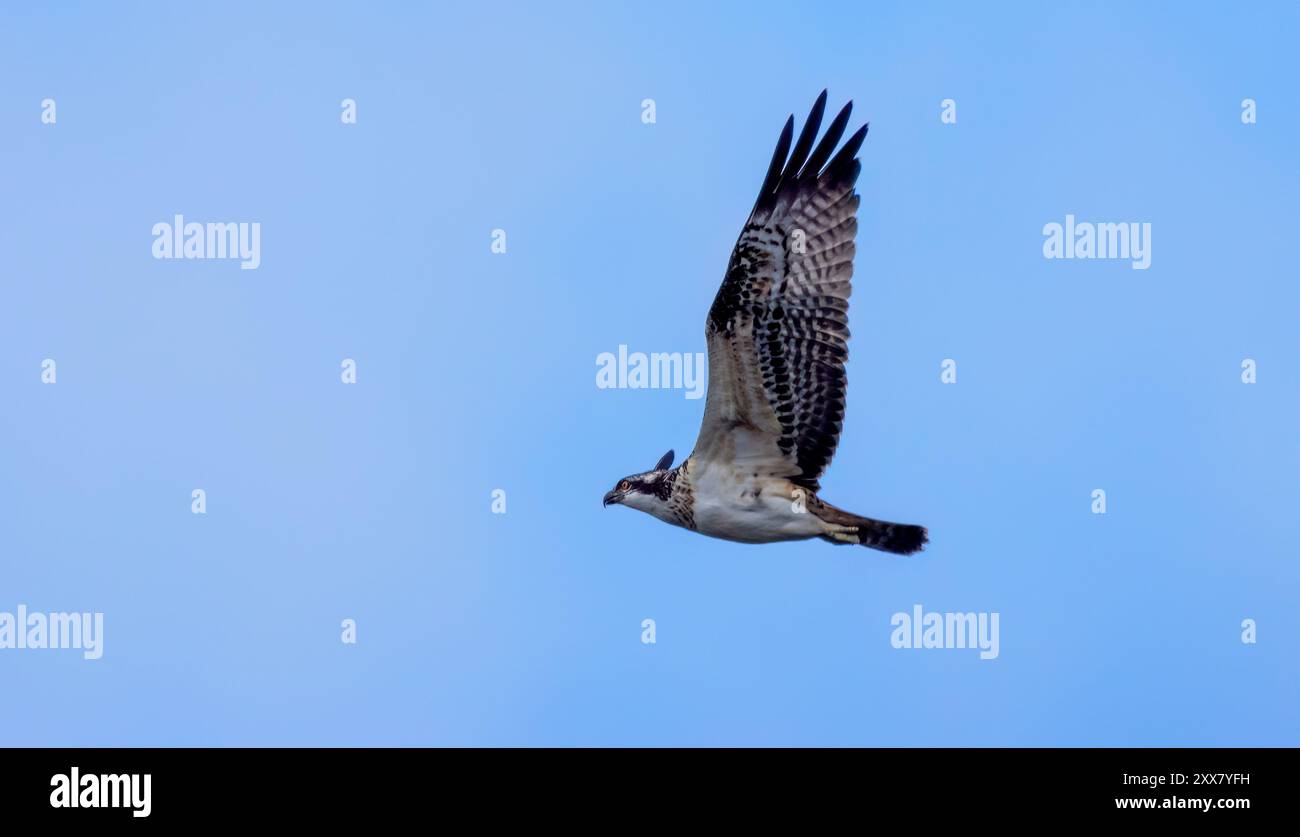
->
[813, 500, 928, 555]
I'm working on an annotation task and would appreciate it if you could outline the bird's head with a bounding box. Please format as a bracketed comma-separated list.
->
[603, 449, 676, 514]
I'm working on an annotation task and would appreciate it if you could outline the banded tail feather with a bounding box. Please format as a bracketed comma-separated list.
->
[813, 499, 928, 555]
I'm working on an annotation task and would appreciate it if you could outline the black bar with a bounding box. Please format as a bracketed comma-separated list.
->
[1, 747, 1283, 823]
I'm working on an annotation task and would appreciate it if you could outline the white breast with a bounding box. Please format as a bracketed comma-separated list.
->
[686, 460, 825, 544]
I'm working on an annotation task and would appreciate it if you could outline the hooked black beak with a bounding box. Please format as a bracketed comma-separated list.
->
[603, 490, 621, 507]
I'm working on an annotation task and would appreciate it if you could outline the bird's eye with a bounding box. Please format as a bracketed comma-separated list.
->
[618, 480, 631, 491]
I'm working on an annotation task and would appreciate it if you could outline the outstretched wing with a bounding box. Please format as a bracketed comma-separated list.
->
[693, 91, 867, 492]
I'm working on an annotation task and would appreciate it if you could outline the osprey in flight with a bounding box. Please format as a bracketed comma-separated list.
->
[603, 91, 928, 555]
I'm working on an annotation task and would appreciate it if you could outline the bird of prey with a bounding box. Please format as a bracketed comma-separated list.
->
[603, 91, 928, 555]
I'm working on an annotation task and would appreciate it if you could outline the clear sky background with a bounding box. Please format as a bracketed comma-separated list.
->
[1, 2, 1296, 746]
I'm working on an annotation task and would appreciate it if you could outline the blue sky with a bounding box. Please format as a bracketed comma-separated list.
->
[0, 2, 1296, 745]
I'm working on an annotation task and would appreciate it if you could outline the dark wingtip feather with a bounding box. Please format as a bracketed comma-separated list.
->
[825, 122, 869, 177]
[784, 90, 828, 180]
[748, 94, 869, 219]
[752, 115, 794, 216]
[799, 100, 853, 180]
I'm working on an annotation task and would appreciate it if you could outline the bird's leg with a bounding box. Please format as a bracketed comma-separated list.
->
[822, 523, 859, 543]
